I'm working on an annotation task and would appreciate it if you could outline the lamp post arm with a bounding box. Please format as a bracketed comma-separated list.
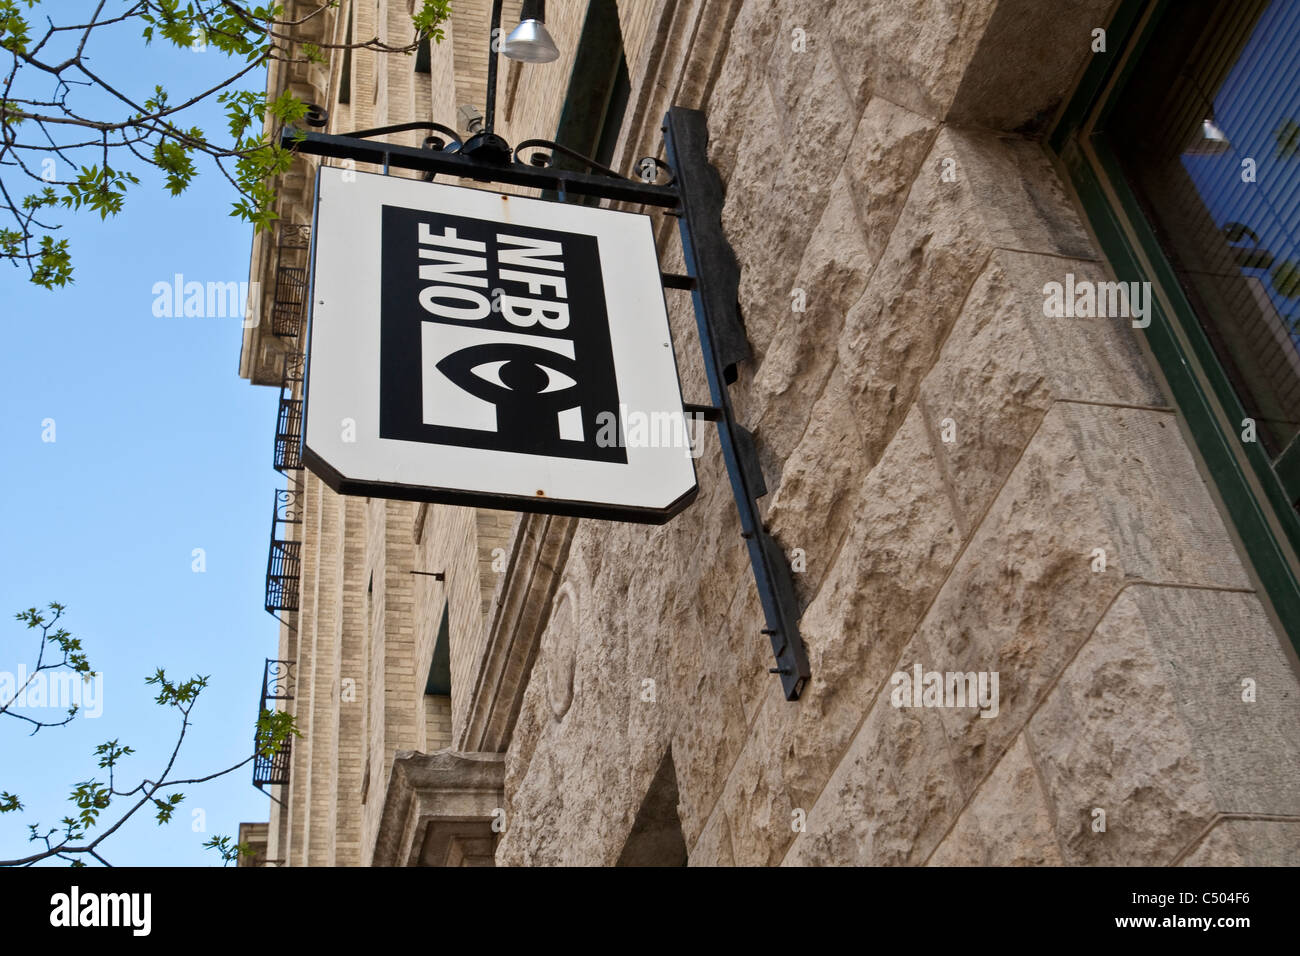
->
[485, 0, 505, 135]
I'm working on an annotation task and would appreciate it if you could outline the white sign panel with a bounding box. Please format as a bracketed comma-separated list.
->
[303, 167, 698, 522]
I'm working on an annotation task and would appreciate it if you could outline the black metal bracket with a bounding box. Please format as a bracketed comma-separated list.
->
[280, 125, 680, 207]
[281, 105, 810, 700]
[662, 108, 810, 700]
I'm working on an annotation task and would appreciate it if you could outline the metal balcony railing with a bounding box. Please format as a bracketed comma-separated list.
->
[273, 354, 305, 472]
[264, 488, 303, 614]
[252, 658, 294, 788]
[270, 224, 310, 338]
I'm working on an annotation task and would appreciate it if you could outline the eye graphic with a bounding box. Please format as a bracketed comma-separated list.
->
[436, 342, 582, 411]
[470, 359, 577, 394]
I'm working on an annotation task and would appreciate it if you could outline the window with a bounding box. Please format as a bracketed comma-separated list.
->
[546, 0, 631, 205]
[1110, 0, 1300, 471]
[1053, 0, 1300, 650]
[423, 602, 452, 752]
[424, 603, 451, 697]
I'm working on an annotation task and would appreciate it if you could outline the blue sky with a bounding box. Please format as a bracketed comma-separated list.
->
[1, 6, 279, 865]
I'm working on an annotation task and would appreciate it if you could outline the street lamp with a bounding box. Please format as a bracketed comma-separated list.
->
[502, 0, 560, 64]
[474, 0, 561, 156]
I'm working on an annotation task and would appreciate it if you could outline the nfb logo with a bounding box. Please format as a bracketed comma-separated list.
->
[379, 205, 625, 463]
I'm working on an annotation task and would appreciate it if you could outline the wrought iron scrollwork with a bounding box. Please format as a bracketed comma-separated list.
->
[271, 223, 310, 338]
[282, 352, 305, 386]
[634, 156, 675, 187]
[512, 138, 624, 180]
[340, 119, 465, 151]
[253, 659, 295, 788]
[266, 488, 302, 614]
[262, 659, 295, 701]
[274, 354, 305, 473]
[302, 103, 329, 128]
[273, 488, 302, 525]
[280, 222, 311, 248]
[509, 139, 677, 190]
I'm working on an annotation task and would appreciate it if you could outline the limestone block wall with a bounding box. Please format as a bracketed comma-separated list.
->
[495, 0, 1300, 866]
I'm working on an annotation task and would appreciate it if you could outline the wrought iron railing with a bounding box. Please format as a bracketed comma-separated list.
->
[273, 354, 305, 472]
[271, 224, 310, 338]
[264, 488, 303, 614]
[253, 658, 294, 788]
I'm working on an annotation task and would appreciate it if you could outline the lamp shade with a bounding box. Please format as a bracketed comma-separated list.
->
[502, 0, 559, 63]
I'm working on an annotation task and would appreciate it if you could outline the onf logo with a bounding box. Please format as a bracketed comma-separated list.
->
[379, 206, 625, 464]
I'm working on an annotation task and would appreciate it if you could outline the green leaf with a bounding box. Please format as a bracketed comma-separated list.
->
[412, 0, 452, 42]
[32, 236, 72, 289]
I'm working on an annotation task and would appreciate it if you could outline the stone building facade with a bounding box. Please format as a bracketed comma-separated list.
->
[239, 0, 1300, 866]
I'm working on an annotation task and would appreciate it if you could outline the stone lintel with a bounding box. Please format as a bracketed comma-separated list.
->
[372, 750, 505, 867]
[237, 821, 270, 868]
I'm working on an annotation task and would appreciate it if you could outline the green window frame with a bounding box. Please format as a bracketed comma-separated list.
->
[1050, 0, 1300, 653]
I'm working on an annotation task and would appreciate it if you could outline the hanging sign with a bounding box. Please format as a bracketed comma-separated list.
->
[302, 166, 698, 522]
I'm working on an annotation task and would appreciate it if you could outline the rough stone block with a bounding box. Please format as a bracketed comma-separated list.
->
[917, 402, 1251, 804]
[838, 126, 1096, 466]
[841, 97, 939, 268]
[828, 0, 998, 117]
[1028, 590, 1217, 865]
[926, 735, 1063, 865]
[761, 366, 870, 603]
[747, 170, 872, 469]
[784, 635, 966, 865]
[704, 0, 789, 182]
[1030, 586, 1300, 865]
[946, 0, 1116, 133]
[918, 249, 1165, 526]
[1179, 820, 1300, 866]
